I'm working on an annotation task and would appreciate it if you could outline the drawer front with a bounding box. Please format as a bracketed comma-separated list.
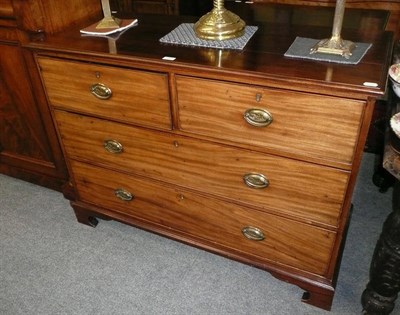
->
[71, 160, 336, 276]
[38, 57, 171, 129]
[176, 76, 364, 165]
[55, 110, 349, 227]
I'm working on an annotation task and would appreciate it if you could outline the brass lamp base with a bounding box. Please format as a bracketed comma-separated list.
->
[310, 36, 356, 59]
[194, 4, 245, 40]
[96, 16, 121, 29]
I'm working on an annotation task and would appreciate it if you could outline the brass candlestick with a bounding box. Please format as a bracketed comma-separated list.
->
[310, 0, 355, 59]
[194, 0, 245, 40]
[96, 0, 121, 29]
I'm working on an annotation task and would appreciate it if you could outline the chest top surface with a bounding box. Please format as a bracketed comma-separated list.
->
[26, 3, 393, 98]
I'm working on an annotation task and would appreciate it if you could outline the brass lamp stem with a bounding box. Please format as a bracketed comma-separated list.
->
[194, 0, 246, 40]
[101, 0, 112, 17]
[214, 0, 223, 10]
[332, 0, 345, 39]
[310, 0, 355, 59]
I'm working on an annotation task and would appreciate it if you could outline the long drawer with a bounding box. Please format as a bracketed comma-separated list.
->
[55, 110, 349, 227]
[38, 57, 171, 130]
[176, 76, 365, 166]
[71, 160, 336, 276]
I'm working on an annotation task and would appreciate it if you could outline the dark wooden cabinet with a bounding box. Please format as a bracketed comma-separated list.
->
[0, 38, 63, 189]
[0, 5, 65, 190]
[111, 0, 179, 15]
[0, 0, 102, 190]
[251, 0, 400, 39]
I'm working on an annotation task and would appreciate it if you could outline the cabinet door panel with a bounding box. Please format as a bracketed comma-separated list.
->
[0, 44, 53, 168]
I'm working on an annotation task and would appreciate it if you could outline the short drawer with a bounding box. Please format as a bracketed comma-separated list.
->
[55, 110, 349, 227]
[71, 160, 336, 276]
[176, 76, 365, 166]
[38, 57, 171, 130]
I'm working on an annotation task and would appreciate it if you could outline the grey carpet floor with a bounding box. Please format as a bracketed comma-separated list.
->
[1, 153, 399, 315]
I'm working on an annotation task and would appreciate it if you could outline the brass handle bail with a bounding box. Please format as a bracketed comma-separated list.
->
[90, 83, 112, 100]
[243, 173, 269, 189]
[244, 108, 273, 127]
[114, 188, 134, 201]
[242, 226, 265, 241]
[104, 139, 123, 154]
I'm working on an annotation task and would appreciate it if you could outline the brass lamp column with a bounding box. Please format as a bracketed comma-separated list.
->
[310, 0, 355, 58]
[96, 0, 121, 29]
[194, 0, 245, 40]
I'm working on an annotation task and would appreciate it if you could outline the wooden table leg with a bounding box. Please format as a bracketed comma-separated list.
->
[362, 181, 400, 315]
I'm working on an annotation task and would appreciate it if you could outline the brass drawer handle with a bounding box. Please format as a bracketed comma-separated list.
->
[242, 226, 265, 241]
[114, 188, 134, 201]
[90, 83, 112, 100]
[244, 108, 273, 127]
[104, 139, 123, 154]
[243, 173, 269, 189]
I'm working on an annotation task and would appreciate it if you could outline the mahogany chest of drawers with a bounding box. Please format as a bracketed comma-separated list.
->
[28, 8, 393, 311]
